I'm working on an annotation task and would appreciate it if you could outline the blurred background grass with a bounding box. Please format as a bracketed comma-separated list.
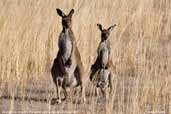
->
[0, 0, 171, 113]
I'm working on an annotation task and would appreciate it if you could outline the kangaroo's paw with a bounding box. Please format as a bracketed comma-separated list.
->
[51, 98, 62, 105]
[56, 98, 62, 104]
[65, 59, 72, 66]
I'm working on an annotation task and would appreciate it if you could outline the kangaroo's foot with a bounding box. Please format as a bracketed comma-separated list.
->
[56, 98, 62, 104]
[51, 98, 62, 105]
[51, 98, 56, 105]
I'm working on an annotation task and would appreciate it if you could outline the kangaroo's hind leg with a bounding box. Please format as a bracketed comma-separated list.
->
[51, 77, 63, 105]
[108, 72, 112, 94]
[62, 79, 67, 101]
[56, 78, 63, 104]
[74, 65, 86, 102]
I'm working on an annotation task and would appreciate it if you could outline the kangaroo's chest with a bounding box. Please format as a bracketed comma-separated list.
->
[99, 42, 109, 67]
[60, 32, 73, 61]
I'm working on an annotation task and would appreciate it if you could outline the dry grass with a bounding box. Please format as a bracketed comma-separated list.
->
[0, 0, 171, 114]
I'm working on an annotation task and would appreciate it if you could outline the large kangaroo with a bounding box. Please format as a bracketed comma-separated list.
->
[51, 8, 84, 104]
[90, 23, 116, 95]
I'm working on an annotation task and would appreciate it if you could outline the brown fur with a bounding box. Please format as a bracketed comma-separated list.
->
[90, 23, 116, 80]
[51, 8, 84, 104]
[90, 23, 116, 96]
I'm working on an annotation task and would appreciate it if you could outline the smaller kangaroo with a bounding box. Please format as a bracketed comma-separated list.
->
[90, 23, 116, 96]
[51, 8, 84, 104]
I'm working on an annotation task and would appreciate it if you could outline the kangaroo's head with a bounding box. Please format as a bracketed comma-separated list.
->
[56, 8, 74, 29]
[97, 24, 116, 41]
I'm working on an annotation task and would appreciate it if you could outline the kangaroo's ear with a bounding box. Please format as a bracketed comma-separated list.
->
[68, 9, 74, 17]
[56, 8, 65, 17]
[97, 24, 103, 31]
[108, 24, 116, 32]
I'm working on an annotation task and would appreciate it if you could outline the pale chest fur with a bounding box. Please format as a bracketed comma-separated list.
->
[98, 41, 110, 67]
[59, 30, 73, 62]
[59, 30, 78, 87]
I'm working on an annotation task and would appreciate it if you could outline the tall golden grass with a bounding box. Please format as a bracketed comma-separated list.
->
[0, 0, 171, 114]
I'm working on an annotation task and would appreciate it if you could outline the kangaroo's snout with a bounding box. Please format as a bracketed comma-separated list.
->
[101, 30, 110, 41]
[62, 17, 72, 28]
